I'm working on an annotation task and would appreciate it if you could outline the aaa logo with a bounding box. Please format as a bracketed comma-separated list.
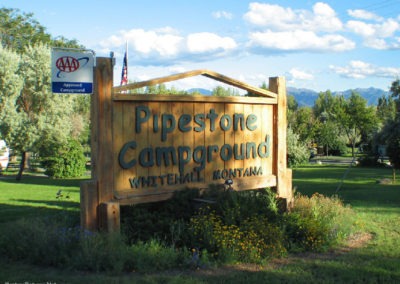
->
[55, 56, 90, 78]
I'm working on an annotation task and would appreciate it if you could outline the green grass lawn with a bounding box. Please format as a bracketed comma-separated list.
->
[1, 165, 400, 283]
[0, 175, 82, 223]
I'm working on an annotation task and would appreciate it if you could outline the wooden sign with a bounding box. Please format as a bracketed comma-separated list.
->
[80, 57, 292, 232]
[113, 95, 276, 203]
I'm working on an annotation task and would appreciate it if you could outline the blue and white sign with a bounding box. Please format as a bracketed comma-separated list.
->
[51, 49, 94, 94]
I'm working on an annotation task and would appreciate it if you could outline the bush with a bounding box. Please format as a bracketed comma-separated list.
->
[40, 138, 86, 178]
[188, 208, 286, 264]
[287, 128, 309, 167]
[187, 189, 287, 263]
[0, 188, 357, 273]
[0, 217, 80, 266]
[284, 193, 355, 252]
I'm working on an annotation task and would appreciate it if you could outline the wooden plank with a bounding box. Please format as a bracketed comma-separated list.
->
[113, 101, 125, 194]
[261, 104, 274, 175]
[223, 103, 235, 172]
[135, 102, 150, 181]
[95, 57, 114, 203]
[80, 180, 98, 231]
[98, 201, 120, 233]
[193, 102, 205, 183]
[233, 103, 244, 172]
[269, 77, 292, 201]
[204, 102, 225, 184]
[148, 102, 161, 180]
[113, 93, 277, 105]
[113, 69, 277, 98]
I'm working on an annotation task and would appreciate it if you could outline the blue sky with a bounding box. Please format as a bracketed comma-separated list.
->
[2, 0, 400, 92]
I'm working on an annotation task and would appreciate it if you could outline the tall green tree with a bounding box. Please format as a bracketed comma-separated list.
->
[377, 95, 396, 123]
[0, 45, 75, 180]
[390, 78, 400, 113]
[336, 92, 378, 157]
[0, 8, 81, 52]
[291, 106, 315, 143]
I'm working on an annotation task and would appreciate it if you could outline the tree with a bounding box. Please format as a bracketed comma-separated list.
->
[315, 120, 347, 156]
[0, 8, 81, 53]
[287, 94, 299, 129]
[287, 128, 309, 167]
[336, 92, 378, 157]
[212, 86, 239, 97]
[0, 45, 75, 180]
[0, 8, 50, 52]
[377, 95, 396, 123]
[313, 90, 340, 118]
[291, 106, 315, 143]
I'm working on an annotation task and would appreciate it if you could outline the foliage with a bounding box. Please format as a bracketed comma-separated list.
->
[121, 189, 200, 245]
[141, 83, 188, 95]
[1, 165, 400, 282]
[377, 95, 396, 123]
[287, 128, 309, 167]
[0, 8, 81, 53]
[0, 45, 76, 179]
[390, 78, 400, 112]
[285, 193, 355, 252]
[385, 119, 400, 169]
[0, 217, 188, 274]
[212, 86, 240, 97]
[40, 138, 86, 178]
[290, 106, 315, 143]
[336, 92, 378, 157]
[188, 208, 286, 264]
[315, 120, 347, 156]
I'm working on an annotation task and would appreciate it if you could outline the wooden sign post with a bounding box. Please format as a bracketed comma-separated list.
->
[81, 56, 292, 232]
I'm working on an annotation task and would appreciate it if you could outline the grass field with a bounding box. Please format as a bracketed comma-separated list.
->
[0, 164, 400, 283]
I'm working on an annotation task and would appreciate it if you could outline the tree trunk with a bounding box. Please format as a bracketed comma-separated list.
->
[393, 167, 396, 182]
[16, 151, 26, 181]
[351, 141, 356, 158]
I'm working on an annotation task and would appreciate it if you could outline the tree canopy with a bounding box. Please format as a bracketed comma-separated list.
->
[0, 8, 81, 52]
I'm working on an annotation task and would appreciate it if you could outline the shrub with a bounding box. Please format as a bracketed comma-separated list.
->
[128, 239, 190, 272]
[284, 193, 355, 252]
[40, 138, 86, 178]
[188, 208, 286, 264]
[287, 128, 309, 167]
[187, 188, 288, 264]
[0, 217, 80, 266]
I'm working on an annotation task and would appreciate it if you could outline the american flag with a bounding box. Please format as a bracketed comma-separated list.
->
[120, 51, 128, 85]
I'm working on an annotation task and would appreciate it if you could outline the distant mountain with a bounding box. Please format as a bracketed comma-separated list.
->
[335, 87, 389, 105]
[186, 86, 390, 106]
[287, 87, 319, 107]
[187, 88, 212, 96]
[287, 87, 389, 107]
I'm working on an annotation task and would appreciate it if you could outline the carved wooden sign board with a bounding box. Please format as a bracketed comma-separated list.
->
[80, 57, 292, 232]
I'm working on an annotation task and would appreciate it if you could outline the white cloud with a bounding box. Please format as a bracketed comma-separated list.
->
[347, 9, 383, 21]
[289, 68, 314, 80]
[248, 30, 355, 52]
[244, 2, 342, 32]
[330, 60, 400, 79]
[212, 11, 233, 20]
[100, 28, 237, 65]
[186, 32, 237, 53]
[100, 28, 183, 57]
[346, 18, 400, 49]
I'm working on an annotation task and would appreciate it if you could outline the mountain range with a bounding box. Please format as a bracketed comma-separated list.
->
[287, 87, 390, 107]
[188, 87, 390, 107]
